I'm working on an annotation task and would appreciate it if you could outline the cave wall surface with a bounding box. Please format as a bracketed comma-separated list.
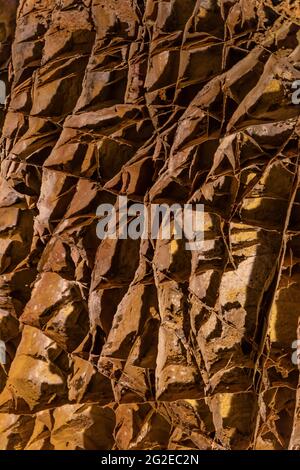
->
[0, 0, 300, 450]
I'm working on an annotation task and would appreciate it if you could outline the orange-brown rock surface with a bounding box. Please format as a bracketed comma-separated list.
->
[0, 0, 300, 450]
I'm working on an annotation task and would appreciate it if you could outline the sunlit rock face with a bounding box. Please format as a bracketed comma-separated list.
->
[0, 0, 300, 450]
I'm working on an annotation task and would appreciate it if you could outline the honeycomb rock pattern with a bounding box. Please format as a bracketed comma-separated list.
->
[0, 0, 300, 450]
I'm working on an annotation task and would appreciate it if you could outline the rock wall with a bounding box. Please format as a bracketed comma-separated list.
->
[0, 0, 299, 450]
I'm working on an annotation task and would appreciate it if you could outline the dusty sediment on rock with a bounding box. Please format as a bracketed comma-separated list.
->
[0, 0, 299, 450]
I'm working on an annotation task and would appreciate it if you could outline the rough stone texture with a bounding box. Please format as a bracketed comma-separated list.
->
[0, 0, 300, 450]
